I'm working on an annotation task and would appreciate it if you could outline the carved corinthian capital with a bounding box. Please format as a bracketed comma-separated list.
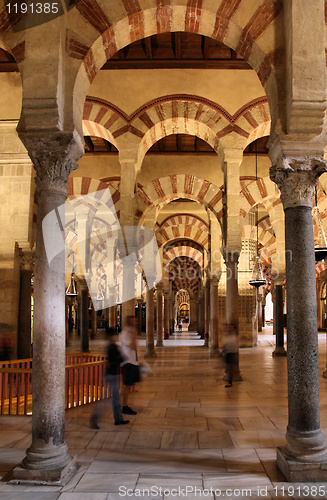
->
[19, 131, 83, 195]
[270, 157, 327, 209]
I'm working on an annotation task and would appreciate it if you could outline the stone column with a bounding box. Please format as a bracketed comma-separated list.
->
[91, 303, 97, 339]
[108, 287, 116, 329]
[121, 254, 136, 328]
[18, 267, 33, 359]
[258, 295, 263, 332]
[204, 280, 209, 347]
[80, 283, 89, 353]
[197, 297, 202, 335]
[156, 283, 164, 347]
[272, 283, 286, 357]
[189, 298, 197, 330]
[164, 291, 170, 339]
[12, 136, 82, 484]
[224, 251, 242, 380]
[271, 157, 327, 481]
[145, 278, 157, 357]
[209, 277, 219, 356]
[169, 296, 174, 335]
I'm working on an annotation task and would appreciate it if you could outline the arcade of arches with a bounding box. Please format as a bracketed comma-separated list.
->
[2, 0, 327, 488]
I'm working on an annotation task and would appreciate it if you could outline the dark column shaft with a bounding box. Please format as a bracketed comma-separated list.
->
[285, 206, 321, 433]
[18, 269, 32, 359]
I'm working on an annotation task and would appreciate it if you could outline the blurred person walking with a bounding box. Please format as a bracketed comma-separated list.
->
[120, 315, 140, 415]
[90, 327, 129, 428]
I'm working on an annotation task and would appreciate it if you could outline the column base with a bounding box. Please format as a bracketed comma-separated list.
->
[156, 340, 164, 347]
[144, 349, 157, 358]
[10, 456, 78, 486]
[277, 446, 327, 482]
[272, 346, 287, 357]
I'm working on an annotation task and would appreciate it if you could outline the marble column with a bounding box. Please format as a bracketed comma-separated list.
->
[108, 287, 116, 329]
[272, 284, 286, 357]
[80, 283, 89, 353]
[156, 283, 164, 347]
[18, 268, 32, 359]
[12, 138, 82, 484]
[164, 292, 170, 339]
[136, 299, 143, 334]
[258, 295, 263, 332]
[225, 251, 242, 380]
[209, 277, 219, 356]
[145, 278, 157, 357]
[91, 303, 97, 339]
[197, 297, 202, 335]
[204, 281, 209, 347]
[121, 254, 136, 328]
[271, 157, 327, 481]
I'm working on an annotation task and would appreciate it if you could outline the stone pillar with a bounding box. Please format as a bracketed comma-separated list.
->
[80, 283, 89, 353]
[91, 303, 97, 339]
[164, 292, 170, 339]
[258, 295, 263, 332]
[108, 287, 116, 329]
[209, 277, 219, 356]
[189, 298, 197, 330]
[156, 284, 164, 347]
[12, 137, 82, 484]
[204, 280, 209, 347]
[271, 157, 327, 481]
[224, 251, 242, 380]
[169, 296, 174, 335]
[145, 278, 157, 357]
[18, 267, 32, 359]
[197, 297, 202, 335]
[272, 283, 286, 357]
[121, 254, 136, 328]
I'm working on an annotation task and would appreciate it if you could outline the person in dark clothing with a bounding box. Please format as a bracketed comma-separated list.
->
[90, 327, 129, 428]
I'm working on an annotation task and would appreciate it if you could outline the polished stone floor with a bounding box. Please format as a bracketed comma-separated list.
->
[2, 329, 327, 498]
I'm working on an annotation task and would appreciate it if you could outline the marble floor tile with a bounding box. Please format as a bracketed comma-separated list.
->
[239, 417, 278, 431]
[198, 431, 234, 448]
[222, 448, 265, 472]
[136, 473, 203, 489]
[229, 431, 276, 448]
[124, 432, 163, 449]
[203, 471, 273, 490]
[207, 417, 243, 431]
[160, 431, 198, 449]
[74, 473, 139, 492]
[59, 494, 107, 500]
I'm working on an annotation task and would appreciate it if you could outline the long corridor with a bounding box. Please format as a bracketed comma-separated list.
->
[2, 333, 327, 498]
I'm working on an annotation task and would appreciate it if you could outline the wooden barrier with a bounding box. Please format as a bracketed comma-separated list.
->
[0, 354, 108, 415]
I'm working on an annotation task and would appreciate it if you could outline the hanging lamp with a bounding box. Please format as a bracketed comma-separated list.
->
[66, 249, 78, 297]
[249, 141, 266, 288]
[313, 187, 327, 261]
[66, 274, 78, 297]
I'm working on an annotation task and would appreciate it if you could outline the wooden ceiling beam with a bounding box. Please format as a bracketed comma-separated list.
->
[144, 37, 153, 59]
[174, 32, 182, 59]
[85, 136, 95, 151]
[101, 59, 251, 70]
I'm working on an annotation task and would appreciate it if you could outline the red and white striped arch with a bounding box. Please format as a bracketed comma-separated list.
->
[82, 96, 271, 165]
[67, 176, 121, 219]
[163, 245, 203, 268]
[71, 0, 284, 129]
[156, 214, 209, 249]
[136, 174, 223, 223]
[240, 176, 282, 219]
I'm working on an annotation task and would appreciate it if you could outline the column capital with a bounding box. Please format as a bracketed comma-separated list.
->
[223, 248, 240, 264]
[19, 131, 83, 195]
[270, 156, 327, 209]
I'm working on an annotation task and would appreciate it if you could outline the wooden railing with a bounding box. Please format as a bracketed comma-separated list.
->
[0, 353, 108, 416]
